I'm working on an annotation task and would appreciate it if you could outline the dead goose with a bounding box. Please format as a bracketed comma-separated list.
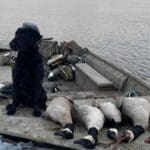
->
[74, 104, 105, 149]
[116, 97, 150, 143]
[44, 97, 74, 139]
[93, 101, 122, 140]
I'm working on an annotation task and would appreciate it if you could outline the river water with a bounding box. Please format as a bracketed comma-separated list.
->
[0, 0, 150, 86]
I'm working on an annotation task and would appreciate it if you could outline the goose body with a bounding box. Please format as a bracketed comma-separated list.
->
[121, 97, 150, 128]
[97, 102, 121, 123]
[120, 97, 150, 142]
[45, 97, 74, 139]
[75, 104, 105, 131]
[93, 101, 122, 140]
[74, 104, 105, 149]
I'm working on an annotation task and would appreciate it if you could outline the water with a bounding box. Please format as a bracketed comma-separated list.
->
[0, 0, 150, 86]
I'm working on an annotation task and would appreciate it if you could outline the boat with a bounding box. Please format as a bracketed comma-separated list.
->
[0, 40, 149, 150]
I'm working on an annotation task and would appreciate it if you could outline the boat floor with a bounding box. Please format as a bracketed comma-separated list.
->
[0, 66, 149, 149]
[0, 96, 149, 150]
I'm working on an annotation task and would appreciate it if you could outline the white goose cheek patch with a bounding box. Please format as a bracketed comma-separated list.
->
[83, 135, 95, 144]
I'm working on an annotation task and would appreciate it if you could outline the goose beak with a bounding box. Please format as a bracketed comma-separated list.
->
[54, 129, 73, 139]
[74, 135, 96, 149]
[74, 139, 85, 145]
[54, 130, 64, 136]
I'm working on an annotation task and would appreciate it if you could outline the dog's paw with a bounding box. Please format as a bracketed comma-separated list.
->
[33, 109, 41, 117]
[6, 104, 14, 111]
[6, 104, 17, 115]
[7, 106, 17, 115]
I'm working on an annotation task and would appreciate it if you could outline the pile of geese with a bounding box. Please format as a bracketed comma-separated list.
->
[43, 93, 150, 149]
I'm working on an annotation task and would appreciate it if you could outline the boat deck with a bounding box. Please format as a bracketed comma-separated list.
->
[0, 96, 149, 150]
[0, 64, 149, 150]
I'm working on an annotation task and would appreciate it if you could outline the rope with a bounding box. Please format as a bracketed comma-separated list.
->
[110, 135, 128, 150]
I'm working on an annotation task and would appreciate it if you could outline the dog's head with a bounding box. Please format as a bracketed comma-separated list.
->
[9, 23, 42, 52]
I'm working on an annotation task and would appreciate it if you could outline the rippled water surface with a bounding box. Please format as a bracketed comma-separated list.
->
[0, 0, 150, 86]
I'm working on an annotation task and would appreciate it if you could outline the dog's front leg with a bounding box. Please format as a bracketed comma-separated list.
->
[33, 85, 42, 117]
[33, 64, 44, 117]
[6, 92, 19, 115]
[6, 68, 20, 115]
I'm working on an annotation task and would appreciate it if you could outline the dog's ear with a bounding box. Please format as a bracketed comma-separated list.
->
[9, 28, 22, 51]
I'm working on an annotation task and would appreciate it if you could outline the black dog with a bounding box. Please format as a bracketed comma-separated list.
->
[6, 23, 47, 117]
